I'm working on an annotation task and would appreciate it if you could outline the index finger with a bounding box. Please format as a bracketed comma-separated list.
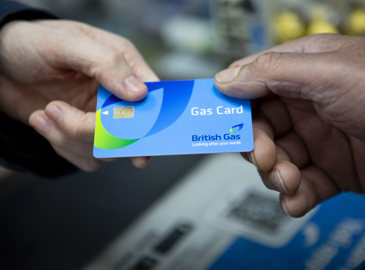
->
[76, 21, 159, 82]
[39, 20, 150, 101]
[226, 33, 340, 69]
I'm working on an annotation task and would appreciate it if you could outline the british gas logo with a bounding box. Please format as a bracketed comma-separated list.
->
[191, 123, 244, 142]
[230, 123, 244, 134]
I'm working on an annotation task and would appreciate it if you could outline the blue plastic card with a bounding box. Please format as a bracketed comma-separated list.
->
[93, 78, 253, 158]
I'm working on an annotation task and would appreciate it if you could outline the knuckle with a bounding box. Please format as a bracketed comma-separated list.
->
[120, 38, 137, 53]
[63, 113, 93, 143]
[76, 114, 93, 138]
[51, 135, 67, 148]
[119, 39, 141, 70]
[229, 60, 243, 69]
[95, 49, 131, 78]
[122, 38, 134, 48]
[253, 52, 284, 71]
[72, 122, 86, 140]
[102, 49, 122, 67]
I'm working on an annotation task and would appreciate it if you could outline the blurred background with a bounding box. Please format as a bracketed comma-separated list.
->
[14, 0, 365, 79]
[2, 0, 365, 269]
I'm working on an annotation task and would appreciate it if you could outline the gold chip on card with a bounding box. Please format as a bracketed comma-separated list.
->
[113, 107, 134, 118]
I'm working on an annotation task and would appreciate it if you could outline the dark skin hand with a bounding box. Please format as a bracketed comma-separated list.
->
[215, 34, 365, 217]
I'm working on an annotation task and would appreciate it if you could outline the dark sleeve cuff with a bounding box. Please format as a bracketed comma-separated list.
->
[0, 112, 77, 178]
[0, 1, 57, 27]
[0, 1, 77, 177]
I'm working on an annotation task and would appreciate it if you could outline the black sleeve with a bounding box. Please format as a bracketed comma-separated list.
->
[0, 1, 57, 26]
[0, 1, 78, 177]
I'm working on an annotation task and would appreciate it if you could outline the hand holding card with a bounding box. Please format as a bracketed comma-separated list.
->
[93, 78, 253, 158]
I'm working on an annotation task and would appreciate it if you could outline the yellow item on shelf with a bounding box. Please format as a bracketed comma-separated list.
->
[347, 9, 365, 36]
[307, 7, 339, 35]
[273, 11, 305, 44]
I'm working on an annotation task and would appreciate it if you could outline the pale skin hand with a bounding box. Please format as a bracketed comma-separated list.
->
[0, 20, 158, 172]
[215, 34, 365, 217]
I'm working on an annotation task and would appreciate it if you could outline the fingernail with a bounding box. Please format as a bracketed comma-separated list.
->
[215, 66, 243, 83]
[280, 198, 289, 216]
[46, 103, 63, 122]
[249, 151, 257, 167]
[123, 75, 146, 94]
[32, 114, 48, 134]
[269, 170, 288, 193]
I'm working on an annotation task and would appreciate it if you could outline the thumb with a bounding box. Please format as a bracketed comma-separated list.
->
[215, 51, 333, 102]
